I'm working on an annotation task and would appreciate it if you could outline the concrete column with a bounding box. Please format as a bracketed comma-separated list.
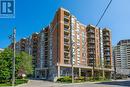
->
[79, 68, 81, 77]
[45, 69, 47, 79]
[58, 66, 60, 77]
[92, 69, 94, 77]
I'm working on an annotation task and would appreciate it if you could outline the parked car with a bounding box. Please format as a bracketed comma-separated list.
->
[128, 74, 130, 78]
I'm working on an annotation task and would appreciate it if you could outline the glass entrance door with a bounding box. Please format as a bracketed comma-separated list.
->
[41, 69, 47, 79]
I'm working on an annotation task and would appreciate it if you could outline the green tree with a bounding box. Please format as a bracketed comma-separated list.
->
[17, 52, 33, 78]
[0, 48, 13, 83]
[0, 49, 33, 83]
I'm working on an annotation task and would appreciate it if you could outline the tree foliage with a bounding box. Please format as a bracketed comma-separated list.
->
[0, 48, 33, 83]
[0, 48, 12, 83]
[17, 52, 33, 76]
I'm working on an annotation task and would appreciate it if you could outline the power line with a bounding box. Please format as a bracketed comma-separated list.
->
[96, 0, 112, 27]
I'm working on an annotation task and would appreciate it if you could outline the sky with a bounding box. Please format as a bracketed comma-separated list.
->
[0, 0, 130, 48]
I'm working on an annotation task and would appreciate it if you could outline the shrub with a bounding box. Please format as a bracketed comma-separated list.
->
[57, 77, 64, 82]
[57, 76, 72, 83]
[74, 80, 82, 83]
[87, 76, 107, 81]
[87, 77, 93, 81]
[15, 79, 28, 85]
[78, 76, 84, 81]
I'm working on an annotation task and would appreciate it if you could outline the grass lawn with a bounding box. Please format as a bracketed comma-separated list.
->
[0, 79, 28, 86]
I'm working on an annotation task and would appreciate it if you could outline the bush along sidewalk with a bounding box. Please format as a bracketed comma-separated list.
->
[57, 76, 111, 83]
[57, 76, 72, 83]
[0, 79, 28, 86]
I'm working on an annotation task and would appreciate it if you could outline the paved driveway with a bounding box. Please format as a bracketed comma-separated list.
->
[18, 80, 61, 87]
[18, 79, 130, 87]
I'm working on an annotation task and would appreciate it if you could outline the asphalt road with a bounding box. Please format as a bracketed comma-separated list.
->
[18, 79, 130, 87]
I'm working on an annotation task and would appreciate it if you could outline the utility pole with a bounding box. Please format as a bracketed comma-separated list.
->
[71, 64, 74, 83]
[70, 16, 74, 83]
[113, 49, 116, 80]
[102, 62, 105, 79]
[12, 28, 16, 87]
[92, 57, 95, 81]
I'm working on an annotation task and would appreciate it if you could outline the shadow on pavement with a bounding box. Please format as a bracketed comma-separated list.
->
[96, 80, 130, 87]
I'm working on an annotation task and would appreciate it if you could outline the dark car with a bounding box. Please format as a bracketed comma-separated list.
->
[128, 74, 130, 78]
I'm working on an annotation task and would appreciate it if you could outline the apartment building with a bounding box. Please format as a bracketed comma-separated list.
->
[113, 39, 130, 75]
[9, 8, 112, 80]
[35, 27, 50, 79]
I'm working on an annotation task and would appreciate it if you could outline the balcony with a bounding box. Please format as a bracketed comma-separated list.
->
[33, 45, 38, 48]
[44, 34, 48, 37]
[44, 40, 48, 42]
[106, 57, 110, 61]
[33, 40, 38, 43]
[64, 55, 70, 58]
[64, 48, 69, 51]
[104, 43, 110, 46]
[104, 48, 110, 51]
[64, 35, 69, 39]
[64, 58, 70, 61]
[45, 41, 48, 44]
[64, 34, 69, 41]
[77, 43, 80, 46]
[104, 53, 110, 56]
[103, 32, 109, 36]
[88, 46, 95, 49]
[64, 60, 70, 64]
[64, 21, 69, 27]
[89, 57, 94, 59]
[64, 52, 69, 57]
[64, 28, 70, 34]
[64, 49, 69, 53]
[89, 51, 95, 54]
[21, 41, 26, 44]
[104, 38, 109, 41]
[88, 40, 95, 44]
[64, 52, 69, 56]
[64, 37, 69, 42]
[21, 44, 25, 47]
[64, 57, 70, 60]
[64, 15, 69, 22]
[45, 49, 48, 51]
[64, 11, 70, 16]
[89, 35, 95, 38]
[88, 29, 94, 33]
[64, 43, 70, 48]
[64, 15, 69, 18]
